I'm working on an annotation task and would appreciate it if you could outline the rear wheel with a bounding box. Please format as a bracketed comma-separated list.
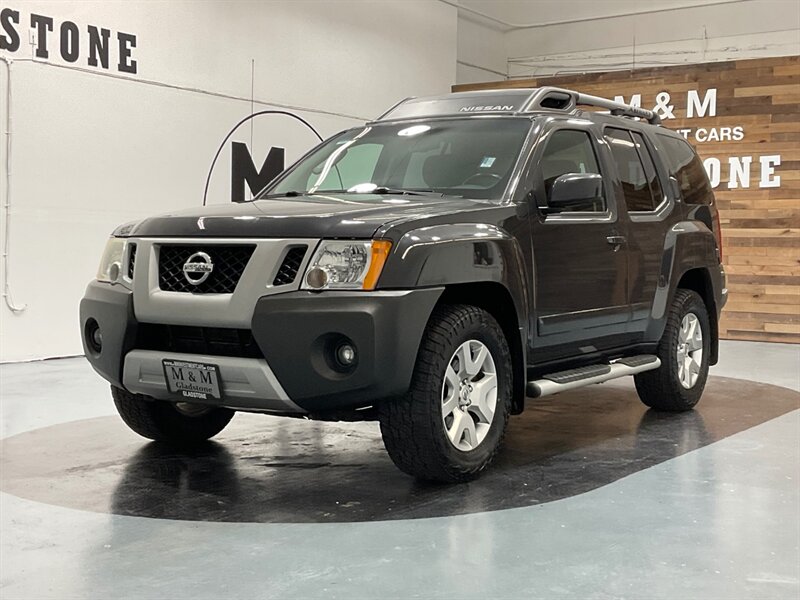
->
[635, 289, 711, 411]
[111, 386, 234, 444]
[379, 304, 512, 483]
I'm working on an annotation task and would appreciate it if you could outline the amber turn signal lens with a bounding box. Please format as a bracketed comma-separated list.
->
[362, 240, 392, 290]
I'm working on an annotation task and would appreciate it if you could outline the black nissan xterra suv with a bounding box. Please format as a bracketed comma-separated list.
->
[81, 87, 727, 482]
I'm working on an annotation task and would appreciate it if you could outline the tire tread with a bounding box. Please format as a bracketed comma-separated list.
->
[379, 304, 511, 483]
[634, 289, 710, 411]
[111, 386, 234, 444]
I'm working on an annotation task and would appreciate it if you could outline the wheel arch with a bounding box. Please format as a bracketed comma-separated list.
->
[646, 221, 722, 366]
[436, 282, 526, 414]
[378, 223, 530, 412]
[676, 267, 719, 365]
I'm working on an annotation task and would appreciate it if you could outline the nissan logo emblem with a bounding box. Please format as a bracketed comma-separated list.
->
[182, 251, 214, 285]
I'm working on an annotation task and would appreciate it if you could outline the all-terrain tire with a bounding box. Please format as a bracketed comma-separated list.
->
[634, 289, 711, 411]
[111, 386, 234, 444]
[378, 304, 513, 483]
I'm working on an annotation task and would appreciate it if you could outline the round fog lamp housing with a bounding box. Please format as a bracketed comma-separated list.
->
[108, 262, 121, 283]
[305, 266, 329, 290]
[85, 319, 102, 353]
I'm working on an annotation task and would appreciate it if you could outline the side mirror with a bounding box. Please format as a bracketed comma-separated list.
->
[547, 172, 603, 212]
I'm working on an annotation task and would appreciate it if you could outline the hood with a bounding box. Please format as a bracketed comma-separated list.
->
[127, 194, 492, 239]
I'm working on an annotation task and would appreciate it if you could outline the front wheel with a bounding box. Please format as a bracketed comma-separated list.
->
[635, 289, 711, 411]
[378, 304, 512, 483]
[111, 386, 234, 445]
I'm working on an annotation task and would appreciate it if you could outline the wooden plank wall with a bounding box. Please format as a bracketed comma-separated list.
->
[453, 55, 800, 343]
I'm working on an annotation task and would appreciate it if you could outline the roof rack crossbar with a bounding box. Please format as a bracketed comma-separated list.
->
[575, 91, 661, 125]
[526, 87, 661, 125]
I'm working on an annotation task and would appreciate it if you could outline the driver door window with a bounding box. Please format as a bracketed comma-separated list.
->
[540, 129, 606, 212]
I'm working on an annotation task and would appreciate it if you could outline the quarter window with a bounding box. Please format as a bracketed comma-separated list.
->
[657, 134, 713, 205]
[540, 129, 605, 212]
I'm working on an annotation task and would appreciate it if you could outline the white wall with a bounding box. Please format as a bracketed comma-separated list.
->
[455, 16, 506, 84]
[456, 0, 800, 82]
[0, 0, 457, 362]
[505, 0, 800, 77]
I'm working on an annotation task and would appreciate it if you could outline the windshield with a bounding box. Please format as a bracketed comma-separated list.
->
[262, 118, 531, 201]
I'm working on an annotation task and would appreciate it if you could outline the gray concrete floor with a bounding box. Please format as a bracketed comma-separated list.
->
[1, 340, 799, 599]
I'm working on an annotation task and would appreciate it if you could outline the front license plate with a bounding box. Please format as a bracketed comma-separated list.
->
[162, 360, 222, 401]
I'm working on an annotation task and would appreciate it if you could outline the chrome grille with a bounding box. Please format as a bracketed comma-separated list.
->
[158, 245, 255, 294]
[272, 246, 307, 286]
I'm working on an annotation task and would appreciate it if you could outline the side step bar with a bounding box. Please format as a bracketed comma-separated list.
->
[526, 355, 661, 398]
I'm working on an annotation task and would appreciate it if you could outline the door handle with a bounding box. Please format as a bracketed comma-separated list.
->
[606, 235, 627, 246]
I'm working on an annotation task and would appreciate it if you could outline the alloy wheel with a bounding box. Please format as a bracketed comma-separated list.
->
[677, 312, 703, 389]
[441, 340, 498, 451]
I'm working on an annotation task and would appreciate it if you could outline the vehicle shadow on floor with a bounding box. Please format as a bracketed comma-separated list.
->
[1, 377, 797, 522]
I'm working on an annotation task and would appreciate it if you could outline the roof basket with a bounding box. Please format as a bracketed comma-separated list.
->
[525, 87, 661, 125]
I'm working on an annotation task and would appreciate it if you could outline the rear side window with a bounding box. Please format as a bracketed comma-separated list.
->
[631, 132, 664, 208]
[604, 128, 658, 212]
[657, 135, 713, 205]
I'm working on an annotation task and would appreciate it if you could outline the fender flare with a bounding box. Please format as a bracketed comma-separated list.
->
[379, 223, 530, 408]
[379, 223, 528, 324]
[648, 221, 723, 363]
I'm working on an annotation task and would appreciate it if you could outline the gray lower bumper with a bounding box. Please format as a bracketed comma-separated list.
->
[122, 350, 306, 414]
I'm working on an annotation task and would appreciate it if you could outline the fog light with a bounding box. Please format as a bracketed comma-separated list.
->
[305, 267, 328, 290]
[86, 319, 102, 353]
[336, 343, 356, 367]
[108, 262, 120, 283]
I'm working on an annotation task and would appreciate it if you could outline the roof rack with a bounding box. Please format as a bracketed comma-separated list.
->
[523, 86, 661, 125]
[372, 87, 661, 125]
[375, 96, 415, 121]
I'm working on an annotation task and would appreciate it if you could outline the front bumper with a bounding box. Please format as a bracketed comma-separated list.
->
[250, 289, 442, 411]
[80, 282, 138, 389]
[80, 282, 442, 414]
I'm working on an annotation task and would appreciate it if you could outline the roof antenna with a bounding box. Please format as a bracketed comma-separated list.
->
[249, 58, 255, 200]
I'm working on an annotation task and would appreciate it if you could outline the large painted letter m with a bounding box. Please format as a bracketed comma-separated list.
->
[230, 142, 285, 202]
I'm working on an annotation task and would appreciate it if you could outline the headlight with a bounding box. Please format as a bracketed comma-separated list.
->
[96, 237, 126, 283]
[302, 240, 392, 291]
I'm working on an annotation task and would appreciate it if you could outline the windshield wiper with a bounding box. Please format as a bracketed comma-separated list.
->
[260, 188, 460, 199]
[371, 187, 445, 197]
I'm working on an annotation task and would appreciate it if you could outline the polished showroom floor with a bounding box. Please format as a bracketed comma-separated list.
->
[1, 341, 798, 599]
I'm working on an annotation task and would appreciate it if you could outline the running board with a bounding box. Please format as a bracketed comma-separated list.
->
[526, 355, 661, 398]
